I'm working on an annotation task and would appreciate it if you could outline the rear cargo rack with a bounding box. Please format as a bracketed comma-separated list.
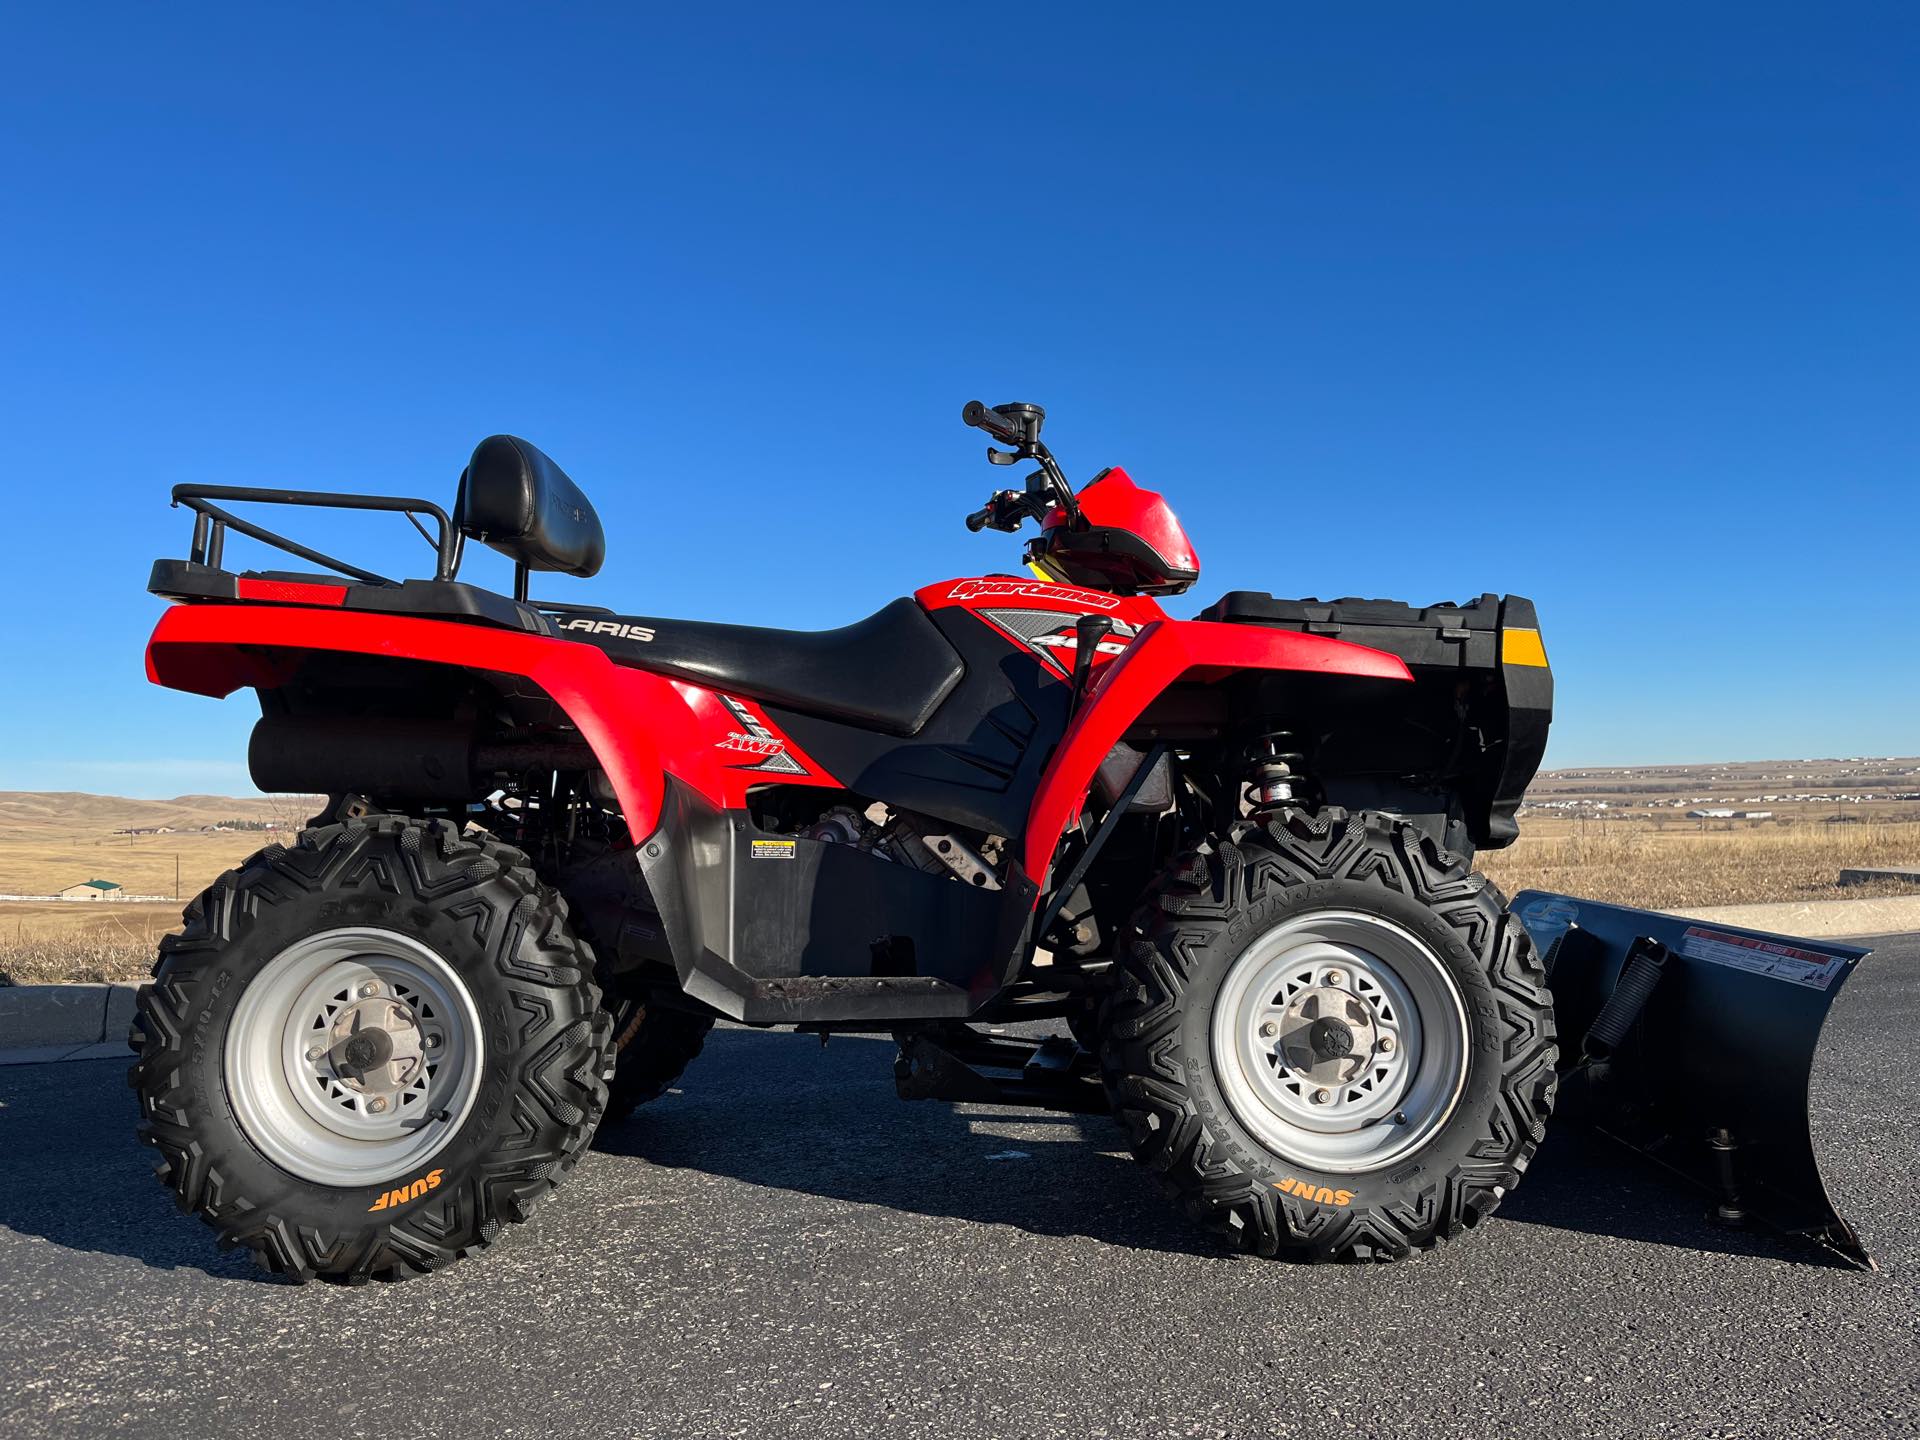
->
[172, 484, 460, 588]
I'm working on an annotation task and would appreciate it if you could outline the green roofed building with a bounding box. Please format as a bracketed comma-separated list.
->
[58, 879, 124, 901]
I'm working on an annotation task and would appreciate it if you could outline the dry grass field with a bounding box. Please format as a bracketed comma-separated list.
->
[0, 767, 1915, 985]
[1478, 755, 1920, 908]
[0, 791, 311, 898]
[0, 902, 183, 985]
[0, 792, 312, 985]
[1476, 815, 1920, 910]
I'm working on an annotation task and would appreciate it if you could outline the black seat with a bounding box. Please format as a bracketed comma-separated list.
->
[560, 598, 965, 737]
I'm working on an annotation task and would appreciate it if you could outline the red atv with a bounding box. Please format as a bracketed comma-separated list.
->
[132, 402, 1560, 1281]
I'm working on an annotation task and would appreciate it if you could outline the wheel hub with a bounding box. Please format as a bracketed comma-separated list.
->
[319, 993, 423, 1095]
[1210, 910, 1470, 1172]
[1287, 999, 1372, 1084]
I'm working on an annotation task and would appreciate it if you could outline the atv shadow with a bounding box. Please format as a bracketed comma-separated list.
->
[0, 1032, 1844, 1282]
[593, 1026, 1851, 1269]
[591, 1028, 1224, 1260]
[1495, 1127, 1857, 1269]
[0, 1056, 263, 1283]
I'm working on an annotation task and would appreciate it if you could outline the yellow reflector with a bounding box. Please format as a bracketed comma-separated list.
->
[1502, 628, 1549, 668]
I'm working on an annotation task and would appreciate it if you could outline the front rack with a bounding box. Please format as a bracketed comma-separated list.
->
[172, 484, 461, 588]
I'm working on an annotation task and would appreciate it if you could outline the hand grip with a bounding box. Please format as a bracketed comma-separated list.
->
[962, 400, 1026, 445]
[965, 504, 996, 532]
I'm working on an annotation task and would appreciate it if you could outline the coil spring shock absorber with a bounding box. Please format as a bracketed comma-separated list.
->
[1246, 731, 1309, 814]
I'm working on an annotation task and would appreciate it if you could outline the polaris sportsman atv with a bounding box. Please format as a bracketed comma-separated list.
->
[132, 401, 1863, 1283]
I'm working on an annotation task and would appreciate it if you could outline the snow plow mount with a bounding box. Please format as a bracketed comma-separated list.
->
[1515, 891, 1874, 1270]
[893, 1024, 1108, 1114]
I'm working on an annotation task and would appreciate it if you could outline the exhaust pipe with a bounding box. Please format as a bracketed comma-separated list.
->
[249, 716, 597, 801]
[1515, 890, 1874, 1269]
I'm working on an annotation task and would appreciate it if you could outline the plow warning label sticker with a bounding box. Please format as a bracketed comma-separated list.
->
[1679, 926, 1848, 991]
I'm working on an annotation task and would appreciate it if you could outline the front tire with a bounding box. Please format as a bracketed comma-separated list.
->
[130, 816, 614, 1283]
[1099, 808, 1557, 1262]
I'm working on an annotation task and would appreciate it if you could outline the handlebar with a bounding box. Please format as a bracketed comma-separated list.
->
[962, 400, 1030, 446]
[958, 397, 1082, 537]
[966, 490, 1031, 533]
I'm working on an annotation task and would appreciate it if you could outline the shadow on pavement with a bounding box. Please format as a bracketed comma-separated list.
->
[595, 1026, 1845, 1268]
[0, 1026, 1844, 1280]
[0, 1057, 263, 1284]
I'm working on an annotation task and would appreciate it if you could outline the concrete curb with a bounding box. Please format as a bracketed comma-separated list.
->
[0, 984, 139, 1066]
[1671, 894, 1920, 939]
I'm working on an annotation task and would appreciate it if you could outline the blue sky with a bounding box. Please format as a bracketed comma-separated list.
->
[2, 4, 1914, 797]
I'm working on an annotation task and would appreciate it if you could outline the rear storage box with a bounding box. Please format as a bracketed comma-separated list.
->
[1198, 591, 1552, 848]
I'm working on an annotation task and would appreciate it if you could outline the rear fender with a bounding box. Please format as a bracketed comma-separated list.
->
[1021, 617, 1412, 880]
[145, 604, 721, 834]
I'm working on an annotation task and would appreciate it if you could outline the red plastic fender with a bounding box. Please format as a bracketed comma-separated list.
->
[1020, 617, 1412, 883]
[145, 604, 719, 835]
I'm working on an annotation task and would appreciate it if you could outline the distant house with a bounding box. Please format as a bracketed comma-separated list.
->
[58, 879, 124, 901]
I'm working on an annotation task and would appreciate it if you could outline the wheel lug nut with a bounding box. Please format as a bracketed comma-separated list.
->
[1378, 1035, 1396, 1054]
[358, 981, 381, 999]
[367, 1096, 388, 1114]
[306, 1044, 326, 1062]
[1323, 970, 1345, 988]
[1311, 1088, 1331, 1105]
[1259, 1021, 1278, 1038]
[424, 1033, 442, 1049]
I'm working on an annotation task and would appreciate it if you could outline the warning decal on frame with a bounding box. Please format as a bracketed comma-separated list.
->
[1679, 925, 1847, 991]
[750, 838, 797, 861]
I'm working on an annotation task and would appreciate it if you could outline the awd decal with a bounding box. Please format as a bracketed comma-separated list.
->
[559, 617, 656, 643]
[946, 578, 1120, 610]
[716, 696, 807, 776]
[369, 1167, 444, 1213]
[1275, 1177, 1355, 1208]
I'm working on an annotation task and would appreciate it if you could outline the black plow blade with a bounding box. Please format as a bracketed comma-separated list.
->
[1514, 890, 1875, 1270]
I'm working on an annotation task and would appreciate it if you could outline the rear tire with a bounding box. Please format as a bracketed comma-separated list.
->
[1099, 807, 1557, 1262]
[130, 816, 614, 1283]
[599, 987, 714, 1124]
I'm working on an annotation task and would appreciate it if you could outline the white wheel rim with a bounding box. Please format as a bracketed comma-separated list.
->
[224, 927, 485, 1187]
[1210, 910, 1470, 1173]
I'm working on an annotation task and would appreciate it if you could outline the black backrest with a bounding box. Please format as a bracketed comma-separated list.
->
[454, 435, 605, 577]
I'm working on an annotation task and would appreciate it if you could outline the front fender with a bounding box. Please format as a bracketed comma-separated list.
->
[145, 604, 718, 835]
[1020, 617, 1412, 881]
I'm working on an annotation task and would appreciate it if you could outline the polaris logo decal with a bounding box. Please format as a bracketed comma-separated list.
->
[946, 579, 1120, 610]
[559, 618, 656, 642]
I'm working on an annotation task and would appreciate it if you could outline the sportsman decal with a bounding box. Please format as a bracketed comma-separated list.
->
[945, 578, 1121, 610]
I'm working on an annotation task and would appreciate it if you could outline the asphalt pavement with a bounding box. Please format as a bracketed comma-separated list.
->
[1, 936, 1915, 1439]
